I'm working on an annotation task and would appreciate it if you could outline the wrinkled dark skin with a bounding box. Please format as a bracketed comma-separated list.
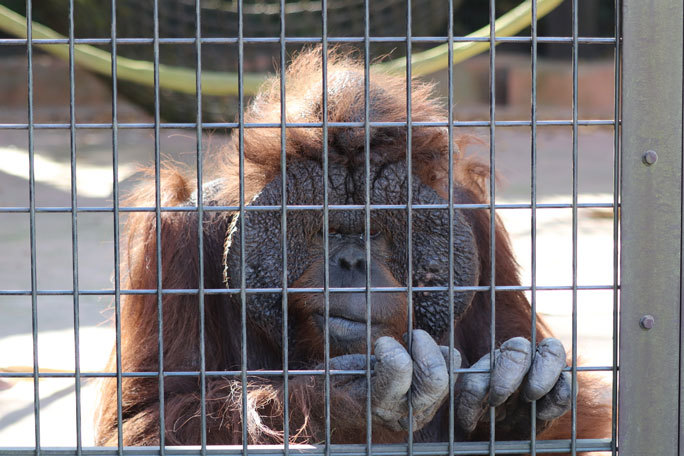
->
[222, 157, 572, 439]
[225, 159, 479, 342]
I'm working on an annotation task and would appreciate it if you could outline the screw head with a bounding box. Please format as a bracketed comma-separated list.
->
[642, 150, 658, 165]
[640, 315, 655, 330]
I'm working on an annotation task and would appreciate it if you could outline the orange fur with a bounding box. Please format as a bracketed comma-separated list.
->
[95, 48, 611, 450]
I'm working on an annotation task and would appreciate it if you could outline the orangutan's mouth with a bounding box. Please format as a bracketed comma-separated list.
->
[313, 312, 380, 345]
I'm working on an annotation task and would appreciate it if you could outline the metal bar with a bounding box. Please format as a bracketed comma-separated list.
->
[0, 364, 614, 379]
[25, 0, 41, 452]
[570, 0, 578, 454]
[610, 0, 621, 454]
[446, 0, 455, 453]
[109, 0, 124, 452]
[67, 0, 82, 451]
[279, 0, 289, 449]
[0, 440, 614, 456]
[151, 0, 166, 451]
[237, 0, 248, 450]
[405, 0, 415, 448]
[487, 0, 496, 451]
[362, 0, 372, 451]
[619, 0, 683, 453]
[194, 0, 207, 451]
[0, 119, 620, 129]
[0, 284, 620, 297]
[0, 201, 622, 214]
[0, 36, 619, 46]
[321, 2, 331, 453]
[529, 0, 538, 452]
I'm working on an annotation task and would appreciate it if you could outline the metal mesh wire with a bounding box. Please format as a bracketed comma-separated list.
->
[0, 0, 624, 454]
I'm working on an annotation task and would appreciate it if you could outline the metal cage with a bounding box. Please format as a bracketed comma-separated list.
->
[0, 0, 682, 454]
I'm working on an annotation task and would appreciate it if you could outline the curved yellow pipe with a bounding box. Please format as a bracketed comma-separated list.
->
[376, 0, 563, 76]
[0, 0, 562, 96]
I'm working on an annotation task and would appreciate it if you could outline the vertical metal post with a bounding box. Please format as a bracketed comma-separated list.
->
[570, 0, 579, 454]
[152, 0, 166, 452]
[279, 0, 289, 451]
[405, 0, 415, 450]
[67, 0, 83, 452]
[529, 0, 538, 452]
[238, 0, 248, 450]
[619, 0, 683, 454]
[321, 1, 332, 450]
[610, 1, 621, 455]
[487, 1, 497, 452]
[362, 0, 373, 452]
[110, 1, 124, 452]
[25, 0, 41, 453]
[194, 0, 207, 452]
[446, 0, 455, 455]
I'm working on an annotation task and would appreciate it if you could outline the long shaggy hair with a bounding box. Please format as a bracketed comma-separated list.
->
[95, 48, 610, 452]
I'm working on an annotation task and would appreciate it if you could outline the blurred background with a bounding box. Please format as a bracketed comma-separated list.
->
[0, 0, 617, 446]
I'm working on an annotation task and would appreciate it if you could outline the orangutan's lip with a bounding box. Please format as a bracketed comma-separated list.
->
[313, 313, 378, 342]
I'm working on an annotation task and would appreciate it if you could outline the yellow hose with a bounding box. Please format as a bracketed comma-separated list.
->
[0, 0, 562, 96]
[375, 0, 563, 75]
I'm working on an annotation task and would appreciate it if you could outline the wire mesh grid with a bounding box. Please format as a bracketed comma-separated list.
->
[0, 0, 621, 455]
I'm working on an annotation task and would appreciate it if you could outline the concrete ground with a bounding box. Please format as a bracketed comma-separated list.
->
[0, 53, 617, 447]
